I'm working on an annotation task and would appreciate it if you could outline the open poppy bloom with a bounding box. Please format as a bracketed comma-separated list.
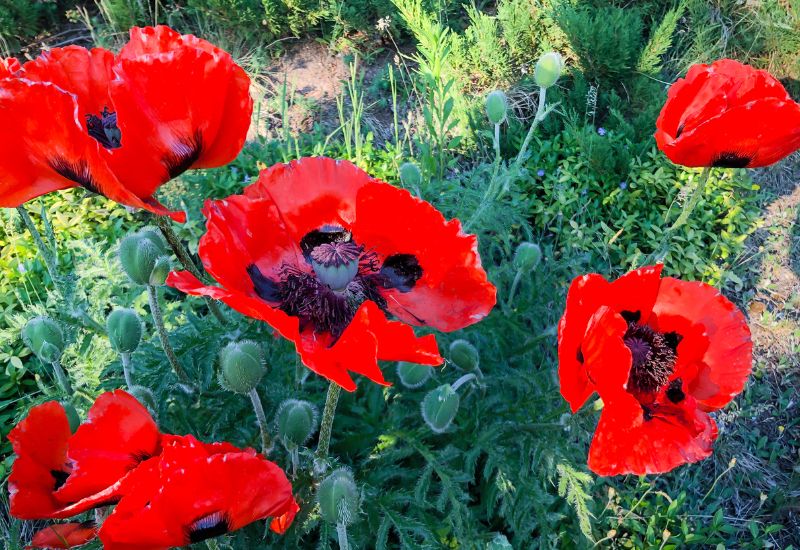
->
[98, 434, 298, 549]
[655, 59, 800, 168]
[0, 26, 252, 221]
[558, 265, 752, 475]
[167, 157, 496, 391]
[28, 521, 98, 549]
[8, 390, 161, 519]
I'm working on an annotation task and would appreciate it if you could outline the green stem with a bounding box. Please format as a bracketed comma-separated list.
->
[51, 359, 73, 395]
[505, 269, 524, 312]
[315, 382, 341, 464]
[336, 522, 350, 550]
[146, 285, 189, 382]
[248, 387, 273, 455]
[514, 86, 547, 168]
[16, 206, 63, 296]
[121, 352, 134, 388]
[153, 215, 228, 325]
[669, 167, 712, 231]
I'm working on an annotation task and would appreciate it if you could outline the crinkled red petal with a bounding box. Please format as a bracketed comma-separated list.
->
[1, 57, 22, 77]
[28, 521, 98, 549]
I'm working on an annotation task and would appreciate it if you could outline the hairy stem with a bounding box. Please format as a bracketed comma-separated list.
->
[514, 86, 547, 167]
[315, 382, 342, 463]
[51, 359, 73, 395]
[121, 352, 134, 389]
[147, 285, 189, 382]
[505, 269, 524, 312]
[153, 215, 227, 325]
[451, 373, 477, 392]
[248, 387, 273, 455]
[336, 522, 350, 550]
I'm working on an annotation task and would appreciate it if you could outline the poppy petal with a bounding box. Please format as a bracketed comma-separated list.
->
[651, 278, 752, 411]
[352, 181, 496, 331]
[28, 521, 97, 549]
[55, 390, 161, 504]
[269, 497, 300, 534]
[1, 57, 21, 77]
[581, 306, 632, 397]
[7, 401, 71, 519]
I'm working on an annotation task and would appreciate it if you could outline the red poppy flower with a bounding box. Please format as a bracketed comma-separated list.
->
[8, 390, 160, 519]
[655, 59, 800, 168]
[98, 434, 298, 549]
[557, 265, 752, 475]
[28, 521, 97, 549]
[0, 25, 252, 221]
[167, 157, 496, 391]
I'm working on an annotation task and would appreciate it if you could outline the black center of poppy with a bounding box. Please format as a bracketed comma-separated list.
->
[51, 469, 70, 491]
[712, 152, 752, 169]
[86, 106, 122, 149]
[187, 511, 230, 543]
[247, 226, 424, 340]
[622, 315, 677, 395]
[666, 378, 685, 403]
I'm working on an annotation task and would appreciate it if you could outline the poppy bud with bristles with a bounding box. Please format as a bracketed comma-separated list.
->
[485, 90, 508, 125]
[318, 468, 358, 525]
[106, 308, 143, 354]
[421, 384, 460, 433]
[119, 228, 169, 286]
[449, 339, 479, 372]
[396, 361, 432, 389]
[399, 162, 422, 188]
[218, 340, 265, 394]
[22, 316, 65, 364]
[513, 242, 542, 273]
[535, 52, 563, 89]
[275, 399, 318, 449]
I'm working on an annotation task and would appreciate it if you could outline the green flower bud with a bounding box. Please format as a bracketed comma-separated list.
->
[485, 90, 508, 124]
[399, 162, 422, 188]
[449, 340, 479, 372]
[513, 242, 542, 273]
[421, 384, 460, 433]
[487, 533, 513, 549]
[149, 256, 172, 286]
[118, 228, 169, 286]
[275, 399, 318, 449]
[22, 317, 65, 364]
[218, 340, 265, 394]
[61, 401, 81, 433]
[128, 385, 158, 417]
[534, 52, 563, 89]
[106, 308, 143, 354]
[396, 361, 432, 389]
[318, 468, 358, 525]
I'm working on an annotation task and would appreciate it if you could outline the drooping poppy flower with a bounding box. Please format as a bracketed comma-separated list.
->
[167, 157, 497, 390]
[0, 25, 252, 221]
[98, 434, 298, 549]
[655, 58, 800, 168]
[8, 390, 161, 519]
[558, 265, 752, 475]
[28, 521, 97, 549]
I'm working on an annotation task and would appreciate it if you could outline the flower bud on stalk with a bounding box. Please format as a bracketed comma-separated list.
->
[485, 90, 509, 125]
[396, 361, 432, 389]
[218, 341, 265, 394]
[106, 308, 143, 354]
[421, 384, 460, 433]
[507, 241, 543, 311]
[318, 468, 358, 550]
[534, 52, 563, 89]
[22, 317, 64, 364]
[276, 399, 318, 449]
[449, 340, 480, 373]
[118, 228, 170, 286]
[399, 162, 423, 188]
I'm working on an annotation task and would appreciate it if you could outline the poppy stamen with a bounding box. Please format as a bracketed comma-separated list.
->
[187, 511, 230, 543]
[86, 107, 121, 149]
[623, 322, 676, 394]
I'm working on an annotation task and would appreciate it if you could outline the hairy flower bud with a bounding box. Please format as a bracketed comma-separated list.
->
[128, 385, 158, 418]
[535, 52, 563, 89]
[61, 401, 80, 433]
[399, 162, 422, 188]
[421, 384, 460, 433]
[318, 468, 358, 525]
[275, 399, 318, 449]
[396, 361, 432, 389]
[513, 242, 542, 273]
[485, 90, 508, 124]
[106, 308, 143, 354]
[449, 339, 479, 372]
[218, 340, 265, 394]
[119, 228, 170, 286]
[22, 317, 65, 364]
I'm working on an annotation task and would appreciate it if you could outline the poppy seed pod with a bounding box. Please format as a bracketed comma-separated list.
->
[61, 401, 81, 433]
[106, 308, 143, 354]
[218, 340, 265, 394]
[22, 316, 65, 364]
[318, 468, 358, 525]
[396, 361, 432, 389]
[399, 162, 422, 188]
[275, 399, 318, 449]
[485, 90, 508, 125]
[514, 242, 542, 273]
[118, 228, 169, 286]
[449, 339, 479, 372]
[535, 52, 563, 89]
[421, 384, 460, 433]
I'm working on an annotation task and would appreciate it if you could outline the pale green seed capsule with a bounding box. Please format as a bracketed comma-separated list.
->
[513, 242, 542, 273]
[399, 162, 422, 188]
[534, 52, 563, 89]
[22, 317, 65, 364]
[275, 399, 318, 449]
[449, 340, 479, 372]
[318, 468, 358, 525]
[218, 340, 265, 394]
[396, 361, 432, 389]
[485, 90, 508, 124]
[106, 308, 143, 354]
[421, 384, 460, 433]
